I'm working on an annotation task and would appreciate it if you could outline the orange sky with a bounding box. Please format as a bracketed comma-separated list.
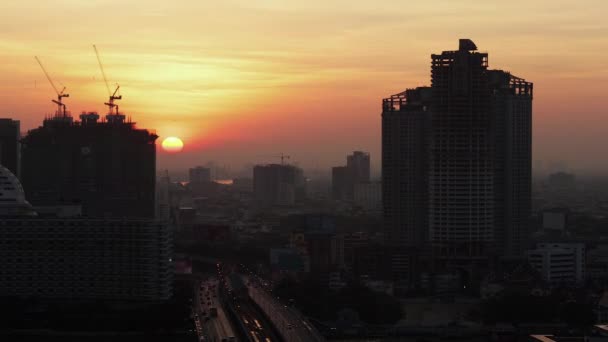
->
[1, 0, 607, 175]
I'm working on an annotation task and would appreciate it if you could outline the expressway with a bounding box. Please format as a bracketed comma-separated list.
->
[195, 276, 237, 342]
[223, 270, 282, 342]
[237, 267, 324, 342]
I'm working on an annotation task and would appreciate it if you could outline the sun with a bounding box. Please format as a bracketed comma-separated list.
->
[161, 137, 184, 153]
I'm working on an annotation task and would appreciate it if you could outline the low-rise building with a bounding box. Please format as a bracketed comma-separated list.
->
[527, 243, 585, 286]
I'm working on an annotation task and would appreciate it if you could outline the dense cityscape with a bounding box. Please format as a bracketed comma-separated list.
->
[2, 32, 608, 342]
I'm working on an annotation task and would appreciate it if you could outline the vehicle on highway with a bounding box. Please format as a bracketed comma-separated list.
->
[209, 307, 218, 317]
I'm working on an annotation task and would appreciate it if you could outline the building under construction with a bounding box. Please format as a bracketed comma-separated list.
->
[22, 47, 159, 219]
[21, 112, 158, 218]
[382, 39, 533, 292]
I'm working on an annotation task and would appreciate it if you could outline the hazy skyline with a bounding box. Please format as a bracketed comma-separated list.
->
[1, 0, 607, 173]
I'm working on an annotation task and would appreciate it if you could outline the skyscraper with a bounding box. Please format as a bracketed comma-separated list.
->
[21, 113, 158, 218]
[382, 87, 431, 290]
[0, 118, 20, 178]
[382, 39, 532, 288]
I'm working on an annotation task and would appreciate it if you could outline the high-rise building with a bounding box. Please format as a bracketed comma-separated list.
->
[347, 151, 370, 184]
[381, 39, 532, 288]
[332, 151, 371, 201]
[0, 118, 20, 178]
[189, 166, 211, 183]
[0, 164, 172, 300]
[253, 164, 305, 207]
[382, 87, 431, 290]
[382, 88, 431, 249]
[21, 113, 157, 218]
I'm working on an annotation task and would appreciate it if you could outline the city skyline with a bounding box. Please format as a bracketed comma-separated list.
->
[1, 1, 607, 173]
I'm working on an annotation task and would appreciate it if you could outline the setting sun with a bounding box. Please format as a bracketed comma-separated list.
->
[161, 137, 184, 153]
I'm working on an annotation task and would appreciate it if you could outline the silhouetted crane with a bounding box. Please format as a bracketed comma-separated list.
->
[259, 153, 291, 165]
[35, 56, 69, 117]
[93, 44, 121, 115]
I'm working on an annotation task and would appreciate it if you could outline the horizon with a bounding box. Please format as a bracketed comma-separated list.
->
[2, 1, 608, 174]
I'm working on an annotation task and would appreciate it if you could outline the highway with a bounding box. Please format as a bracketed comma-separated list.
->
[195, 276, 237, 342]
[235, 268, 324, 342]
[223, 268, 282, 342]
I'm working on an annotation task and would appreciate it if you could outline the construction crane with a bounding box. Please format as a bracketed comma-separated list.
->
[259, 153, 291, 165]
[35, 56, 69, 117]
[93, 44, 121, 115]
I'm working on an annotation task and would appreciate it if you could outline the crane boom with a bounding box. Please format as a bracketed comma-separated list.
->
[93, 44, 122, 115]
[35, 56, 69, 117]
[93, 44, 111, 96]
[35, 56, 61, 96]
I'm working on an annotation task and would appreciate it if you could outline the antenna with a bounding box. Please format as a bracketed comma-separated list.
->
[35, 56, 69, 117]
[93, 44, 121, 115]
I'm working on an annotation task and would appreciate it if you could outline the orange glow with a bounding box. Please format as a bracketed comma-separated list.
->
[161, 137, 184, 153]
[1, 1, 607, 171]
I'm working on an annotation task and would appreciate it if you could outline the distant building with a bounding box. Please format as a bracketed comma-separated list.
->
[542, 208, 569, 231]
[547, 172, 576, 190]
[331, 166, 350, 200]
[0, 118, 20, 178]
[347, 151, 370, 184]
[21, 113, 157, 218]
[332, 151, 371, 201]
[305, 231, 345, 284]
[189, 166, 211, 183]
[527, 242, 585, 285]
[0, 164, 172, 301]
[253, 164, 305, 207]
[353, 181, 381, 211]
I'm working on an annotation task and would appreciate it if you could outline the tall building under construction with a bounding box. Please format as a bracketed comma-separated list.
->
[21, 112, 158, 218]
[382, 39, 533, 290]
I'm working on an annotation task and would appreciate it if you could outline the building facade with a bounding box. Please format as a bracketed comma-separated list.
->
[0, 164, 172, 301]
[527, 243, 585, 285]
[347, 151, 370, 184]
[21, 113, 157, 218]
[0, 118, 20, 178]
[189, 166, 211, 183]
[253, 164, 305, 208]
[381, 39, 533, 288]
[332, 151, 371, 201]
[353, 181, 382, 212]
[331, 166, 350, 201]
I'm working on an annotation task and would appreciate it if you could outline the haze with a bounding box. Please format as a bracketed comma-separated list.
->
[1, 0, 607, 175]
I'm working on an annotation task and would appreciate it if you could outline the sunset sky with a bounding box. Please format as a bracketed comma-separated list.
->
[1, 0, 607, 175]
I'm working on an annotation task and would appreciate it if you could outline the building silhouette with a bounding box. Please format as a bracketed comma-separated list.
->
[347, 151, 370, 184]
[0, 164, 172, 300]
[253, 163, 305, 208]
[331, 166, 350, 200]
[189, 166, 211, 183]
[382, 39, 533, 290]
[0, 118, 20, 178]
[21, 113, 157, 218]
[332, 151, 371, 201]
